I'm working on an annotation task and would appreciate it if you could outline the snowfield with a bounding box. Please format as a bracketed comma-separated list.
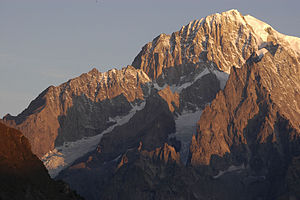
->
[170, 110, 203, 164]
[42, 102, 146, 177]
[245, 15, 300, 55]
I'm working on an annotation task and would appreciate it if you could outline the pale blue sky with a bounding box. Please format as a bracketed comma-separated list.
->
[1, 0, 299, 117]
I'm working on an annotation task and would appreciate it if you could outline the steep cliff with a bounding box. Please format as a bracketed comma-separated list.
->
[3, 9, 300, 200]
[190, 44, 300, 199]
[132, 9, 259, 78]
[56, 10, 300, 200]
[56, 94, 177, 199]
[0, 122, 83, 200]
[3, 66, 151, 157]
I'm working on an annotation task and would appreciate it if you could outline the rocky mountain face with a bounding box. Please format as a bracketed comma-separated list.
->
[190, 44, 300, 166]
[3, 9, 300, 200]
[55, 93, 177, 199]
[0, 122, 83, 200]
[71, 44, 299, 200]
[99, 143, 186, 200]
[3, 66, 151, 157]
[58, 141, 187, 200]
[132, 9, 258, 78]
[2, 10, 237, 178]
[189, 44, 300, 199]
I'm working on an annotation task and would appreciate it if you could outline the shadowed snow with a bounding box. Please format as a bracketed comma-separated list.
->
[42, 102, 146, 177]
[169, 110, 202, 164]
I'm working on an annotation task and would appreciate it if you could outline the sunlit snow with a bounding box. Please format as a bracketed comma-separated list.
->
[245, 15, 300, 54]
[256, 48, 269, 59]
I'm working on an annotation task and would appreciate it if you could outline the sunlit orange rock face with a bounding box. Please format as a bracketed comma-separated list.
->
[190, 45, 300, 167]
[3, 66, 151, 157]
[0, 122, 82, 200]
[0, 122, 45, 178]
[140, 143, 181, 164]
[132, 10, 259, 79]
[158, 86, 180, 112]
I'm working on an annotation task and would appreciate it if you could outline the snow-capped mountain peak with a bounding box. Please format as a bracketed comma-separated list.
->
[245, 14, 300, 55]
[133, 9, 300, 79]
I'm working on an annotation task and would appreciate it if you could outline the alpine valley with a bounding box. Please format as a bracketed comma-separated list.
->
[2, 9, 300, 200]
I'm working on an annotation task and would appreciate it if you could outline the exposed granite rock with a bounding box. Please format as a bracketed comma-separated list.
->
[58, 11, 300, 200]
[59, 142, 187, 200]
[179, 71, 220, 111]
[3, 9, 300, 200]
[131, 9, 264, 115]
[97, 93, 176, 162]
[132, 9, 259, 79]
[58, 44, 300, 200]
[55, 93, 132, 146]
[99, 144, 187, 200]
[94, 44, 300, 200]
[56, 94, 176, 199]
[151, 60, 227, 113]
[99, 142, 265, 200]
[3, 66, 151, 157]
[0, 122, 83, 200]
[157, 86, 179, 113]
[140, 142, 181, 165]
[190, 44, 300, 166]
[189, 45, 300, 199]
[3, 10, 262, 159]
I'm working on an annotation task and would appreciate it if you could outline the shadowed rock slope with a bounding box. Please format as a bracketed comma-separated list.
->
[56, 94, 177, 200]
[0, 122, 83, 200]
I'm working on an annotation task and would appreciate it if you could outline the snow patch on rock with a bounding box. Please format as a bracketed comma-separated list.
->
[154, 68, 211, 94]
[213, 164, 246, 179]
[175, 68, 210, 93]
[211, 68, 229, 90]
[42, 133, 105, 178]
[42, 102, 146, 178]
[245, 15, 300, 54]
[244, 15, 270, 46]
[169, 110, 202, 164]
